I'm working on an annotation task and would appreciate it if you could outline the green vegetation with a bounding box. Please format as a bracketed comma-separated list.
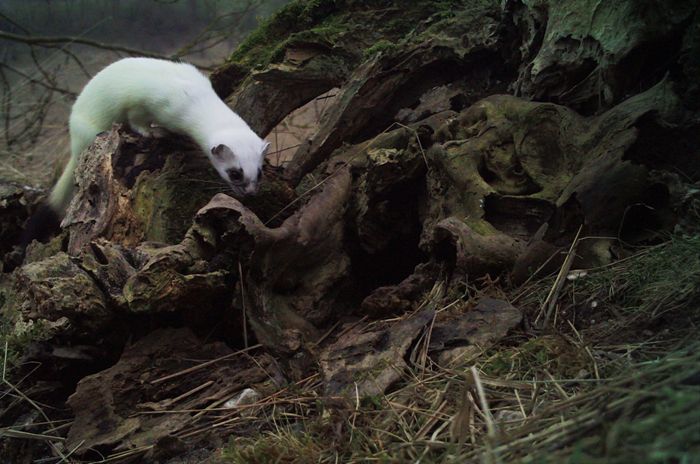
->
[0, 286, 49, 371]
[228, 0, 348, 66]
[228, 0, 500, 68]
[564, 367, 700, 464]
[481, 335, 593, 379]
[364, 39, 395, 58]
[577, 235, 700, 319]
[224, 429, 328, 463]
[518, 235, 700, 338]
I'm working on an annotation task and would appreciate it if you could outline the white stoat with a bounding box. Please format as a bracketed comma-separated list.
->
[49, 57, 269, 213]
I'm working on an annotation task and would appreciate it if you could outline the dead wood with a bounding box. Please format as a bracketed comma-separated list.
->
[1, 0, 700, 460]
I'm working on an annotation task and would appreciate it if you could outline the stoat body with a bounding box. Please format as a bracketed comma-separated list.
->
[49, 57, 268, 213]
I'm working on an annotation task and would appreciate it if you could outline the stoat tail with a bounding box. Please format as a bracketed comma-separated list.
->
[48, 154, 78, 214]
[16, 155, 75, 256]
[18, 110, 97, 254]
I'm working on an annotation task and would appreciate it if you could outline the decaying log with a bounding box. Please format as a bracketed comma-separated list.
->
[429, 298, 522, 365]
[283, 7, 505, 183]
[191, 163, 354, 353]
[66, 328, 281, 457]
[12, 252, 111, 340]
[510, 0, 697, 114]
[1, 1, 699, 459]
[0, 182, 42, 271]
[321, 308, 435, 397]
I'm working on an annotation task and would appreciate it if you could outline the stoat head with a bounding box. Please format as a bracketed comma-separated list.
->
[210, 135, 269, 196]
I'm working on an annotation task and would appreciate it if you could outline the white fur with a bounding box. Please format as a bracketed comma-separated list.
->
[49, 57, 268, 211]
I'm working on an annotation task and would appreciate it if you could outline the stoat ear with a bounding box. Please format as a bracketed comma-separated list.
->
[211, 144, 234, 161]
[261, 141, 271, 156]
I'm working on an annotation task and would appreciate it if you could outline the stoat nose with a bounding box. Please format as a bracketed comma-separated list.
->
[244, 182, 259, 195]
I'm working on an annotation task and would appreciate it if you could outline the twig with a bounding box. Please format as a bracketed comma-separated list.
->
[470, 366, 500, 464]
[313, 319, 343, 346]
[0, 62, 76, 96]
[59, 439, 84, 463]
[238, 260, 249, 348]
[0, 30, 168, 59]
[2, 342, 68, 461]
[470, 367, 497, 439]
[0, 429, 65, 441]
[150, 344, 262, 385]
[538, 224, 583, 327]
[263, 160, 348, 226]
[394, 122, 429, 169]
[174, 1, 256, 58]
[0, 11, 31, 34]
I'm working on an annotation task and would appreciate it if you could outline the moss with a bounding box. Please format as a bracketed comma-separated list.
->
[364, 39, 396, 58]
[481, 335, 592, 379]
[228, 0, 498, 69]
[464, 217, 499, 236]
[287, 15, 348, 47]
[0, 282, 50, 370]
[229, 0, 345, 67]
[132, 153, 222, 244]
[223, 429, 327, 464]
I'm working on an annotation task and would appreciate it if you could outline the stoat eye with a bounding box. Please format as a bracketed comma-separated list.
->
[227, 168, 244, 183]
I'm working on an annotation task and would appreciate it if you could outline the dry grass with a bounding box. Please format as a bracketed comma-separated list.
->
[219, 235, 700, 464]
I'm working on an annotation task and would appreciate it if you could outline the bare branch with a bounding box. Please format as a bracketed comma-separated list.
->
[0, 30, 169, 59]
[0, 11, 31, 34]
[52, 45, 92, 79]
[174, 0, 258, 59]
[0, 62, 76, 97]
[0, 68, 12, 149]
